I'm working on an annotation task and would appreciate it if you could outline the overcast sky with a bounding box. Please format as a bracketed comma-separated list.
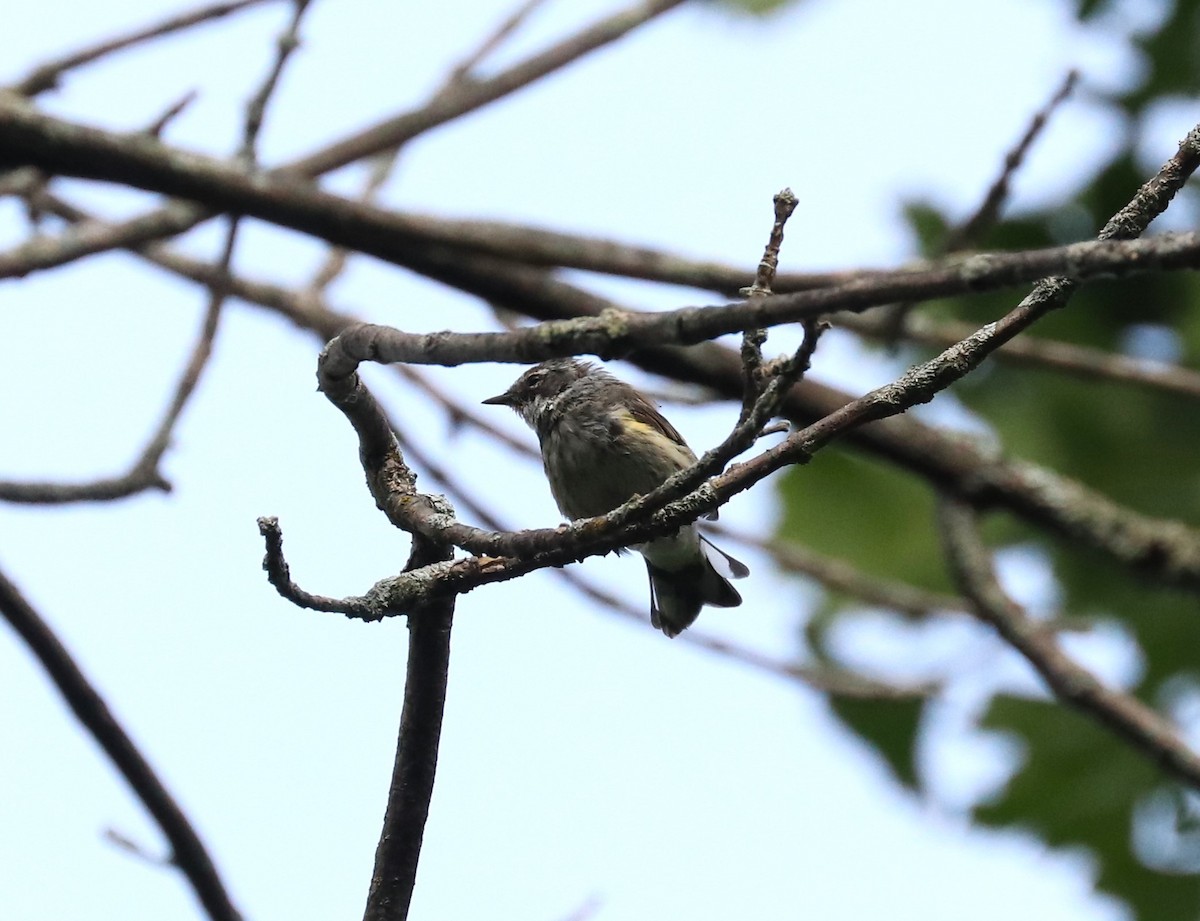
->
[0, 1, 1164, 919]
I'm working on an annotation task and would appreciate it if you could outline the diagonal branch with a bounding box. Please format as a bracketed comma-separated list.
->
[0, 0, 312, 506]
[9, 0, 277, 97]
[269, 233, 1200, 618]
[26, 179, 1200, 597]
[4, 99, 1196, 301]
[0, 0, 690, 283]
[836, 309, 1200, 402]
[0, 563, 242, 921]
[936, 497, 1200, 791]
[287, 0, 688, 176]
[878, 69, 1080, 339]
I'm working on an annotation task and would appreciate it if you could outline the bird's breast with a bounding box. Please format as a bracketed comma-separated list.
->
[539, 409, 696, 521]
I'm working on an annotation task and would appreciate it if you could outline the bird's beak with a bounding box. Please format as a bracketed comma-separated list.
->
[481, 390, 513, 406]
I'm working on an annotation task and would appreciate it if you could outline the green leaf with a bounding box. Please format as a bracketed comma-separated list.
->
[703, 0, 801, 14]
[830, 695, 924, 790]
[901, 201, 951, 256]
[978, 696, 1200, 920]
[775, 448, 950, 595]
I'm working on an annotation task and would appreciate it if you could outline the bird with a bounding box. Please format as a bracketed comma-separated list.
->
[483, 358, 748, 637]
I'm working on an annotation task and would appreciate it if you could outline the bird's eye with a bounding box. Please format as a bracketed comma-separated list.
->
[526, 370, 546, 387]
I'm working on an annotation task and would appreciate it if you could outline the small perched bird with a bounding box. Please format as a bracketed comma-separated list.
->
[483, 358, 748, 637]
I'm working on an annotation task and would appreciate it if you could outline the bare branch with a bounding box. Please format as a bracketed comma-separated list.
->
[951, 70, 1079, 250]
[0, 0, 703, 286]
[288, 0, 688, 176]
[276, 194, 1200, 610]
[936, 497, 1200, 791]
[0, 102, 841, 291]
[837, 308, 1200, 402]
[0, 280, 221, 503]
[0, 563, 242, 921]
[0, 0, 313, 507]
[3, 101, 1195, 311]
[27, 180, 1200, 599]
[361, 537, 454, 921]
[432, 0, 552, 93]
[9, 0, 277, 97]
[739, 187, 798, 422]
[306, 237, 1200, 370]
[23, 135, 1200, 602]
[238, 0, 311, 164]
[144, 90, 200, 139]
[879, 69, 1079, 339]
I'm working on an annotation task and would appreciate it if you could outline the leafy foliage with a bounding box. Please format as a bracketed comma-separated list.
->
[830, 695, 925, 790]
[979, 696, 1200, 921]
[774, 1, 1200, 917]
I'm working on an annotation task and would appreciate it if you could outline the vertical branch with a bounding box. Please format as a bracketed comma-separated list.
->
[738, 187, 798, 423]
[362, 538, 455, 921]
[314, 347, 458, 921]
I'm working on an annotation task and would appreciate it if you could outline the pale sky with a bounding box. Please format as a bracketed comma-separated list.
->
[0, 1, 1163, 919]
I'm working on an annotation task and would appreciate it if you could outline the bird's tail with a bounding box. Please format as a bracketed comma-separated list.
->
[645, 535, 748, 638]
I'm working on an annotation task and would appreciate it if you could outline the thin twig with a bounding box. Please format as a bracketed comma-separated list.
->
[434, 0, 551, 92]
[879, 70, 1079, 340]
[0, 0, 313, 507]
[10, 0, 277, 96]
[0, 0, 694, 289]
[300, 148, 399, 297]
[738, 187, 798, 424]
[144, 90, 199, 139]
[950, 70, 1079, 251]
[238, 0, 311, 164]
[304, 0, 550, 299]
[287, 0, 688, 176]
[0, 564, 242, 921]
[936, 497, 1200, 791]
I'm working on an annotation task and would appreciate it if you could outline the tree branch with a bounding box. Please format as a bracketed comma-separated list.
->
[3, 99, 1196, 302]
[0, 0, 312, 506]
[878, 69, 1079, 339]
[287, 0, 688, 176]
[28, 177, 1200, 602]
[0, 0, 693, 284]
[361, 537, 454, 921]
[0, 563, 242, 921]
[270, 231, 1200, 616]
[9, 0, 277, 97]
[936, 497, 1200, 791]
[836, 309, 1200, 402]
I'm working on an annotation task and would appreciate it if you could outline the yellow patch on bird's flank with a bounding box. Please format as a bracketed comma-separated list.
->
[618, 417, 663, 439]
[615, 413, 696, 465]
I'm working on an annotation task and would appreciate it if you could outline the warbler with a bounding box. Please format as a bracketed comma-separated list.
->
[483, 358, 748, 637]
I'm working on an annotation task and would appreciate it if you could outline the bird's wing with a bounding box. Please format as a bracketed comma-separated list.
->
[624, 387, 689, 448]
